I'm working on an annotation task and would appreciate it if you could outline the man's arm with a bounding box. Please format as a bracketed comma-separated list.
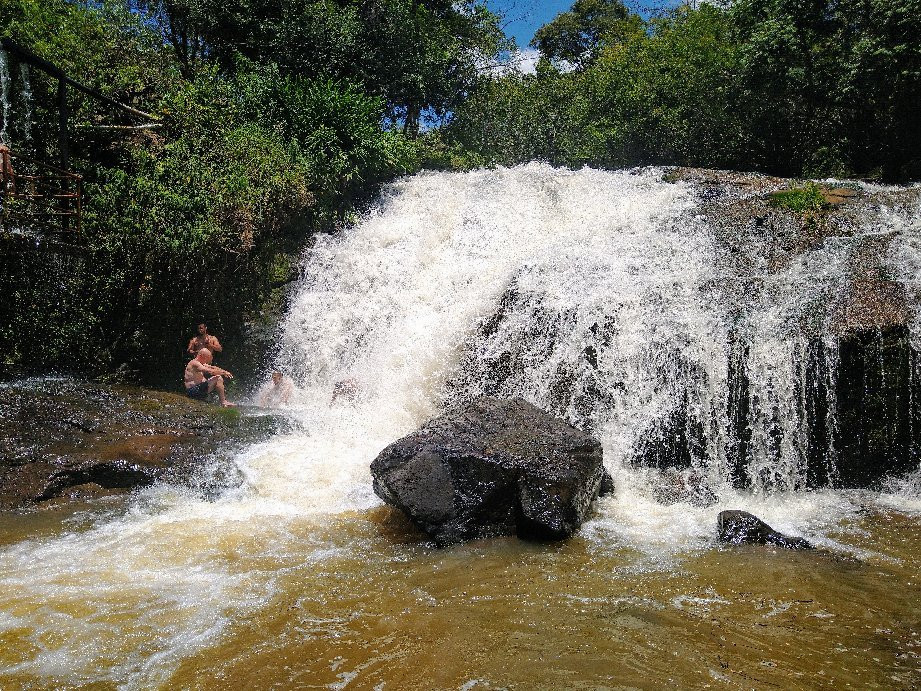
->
[202, 362, 233, 378]
[207, 335, 223, 353]
[187, 337, 198, 354]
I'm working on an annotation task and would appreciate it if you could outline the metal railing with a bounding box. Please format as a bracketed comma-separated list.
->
[0, 150, 83, 236]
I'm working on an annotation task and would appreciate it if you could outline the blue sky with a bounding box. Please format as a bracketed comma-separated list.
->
[484, 0, 576, 48]
[484, 1, 681, 48]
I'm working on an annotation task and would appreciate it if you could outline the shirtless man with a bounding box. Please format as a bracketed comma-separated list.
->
[184, 348, 235, 407]
[187, 323, 223, 355]
[0, 142, 15, 194]
[256, 371, 293, 407]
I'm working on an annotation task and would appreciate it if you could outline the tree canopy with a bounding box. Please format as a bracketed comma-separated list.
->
[447, 0, 921, 180]
[530, 0, 633, 69]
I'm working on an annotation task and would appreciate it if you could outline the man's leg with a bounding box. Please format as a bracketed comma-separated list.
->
[207, 375, 235, 407]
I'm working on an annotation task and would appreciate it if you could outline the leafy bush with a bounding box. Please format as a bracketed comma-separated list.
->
[0, 0, 454, 382]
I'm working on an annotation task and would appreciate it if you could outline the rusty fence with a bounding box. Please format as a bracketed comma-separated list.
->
[1, 150, 83, 236]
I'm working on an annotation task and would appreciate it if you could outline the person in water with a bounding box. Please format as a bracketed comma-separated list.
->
[256, 371, 294, 407]
[187, 322, 223, 355]
[184, 348, 235, 407]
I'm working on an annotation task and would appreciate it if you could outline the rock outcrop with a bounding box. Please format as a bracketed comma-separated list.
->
[371, 397, 608, 545]
[629, 170, 921, 491]
[0, 379, 281, 512]
[716, 510, 813, 549]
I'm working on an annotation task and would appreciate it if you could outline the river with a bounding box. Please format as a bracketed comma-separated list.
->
[1, 164, 920, 688]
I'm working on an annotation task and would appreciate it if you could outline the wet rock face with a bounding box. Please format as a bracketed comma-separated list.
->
[716, 510, 813, 550]
[0, 379, 281, 512]
[371, 397, 607, 545]
[627, 170, 921, 491]
[834, 325, 920, 487]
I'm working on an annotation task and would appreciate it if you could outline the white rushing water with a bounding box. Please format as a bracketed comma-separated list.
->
[1, 164, 920, 687]
[19, 63, 32, 148]
[0, 49, 11, 145]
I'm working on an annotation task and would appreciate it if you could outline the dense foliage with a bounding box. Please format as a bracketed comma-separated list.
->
[0, 0, 499, 382]
[447, 0, 921, 180]
[136, 0, 508, 132]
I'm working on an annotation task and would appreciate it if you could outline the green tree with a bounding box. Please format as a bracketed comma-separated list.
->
[448, 5, 739, 170]
[135, 0, 508, 134]
[531, 0, 633, 69]
[585, 4, 741, 168]
[0, 0, 423, 379]
[834, 0, 921, 178]
[730, 0, 844, 175]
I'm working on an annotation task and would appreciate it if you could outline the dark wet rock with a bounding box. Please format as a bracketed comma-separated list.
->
[716, 510, 813, 549]
[599, 467, 616, 497]
[632, 396, 707, 472]
[0, 378, 285, 512]
[370, 397, 605, 545]
[443, 283, 624, 435]
[636, 171, 921, 491]
[833, 324, 921, 487]
[653, 468, 718, 507]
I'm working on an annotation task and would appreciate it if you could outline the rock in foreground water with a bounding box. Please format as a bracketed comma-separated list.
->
[717, 510, 813, 550]
[371, 397, 608, 545]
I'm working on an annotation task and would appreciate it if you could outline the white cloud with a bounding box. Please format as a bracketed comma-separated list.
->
[512, 47, 541, 75]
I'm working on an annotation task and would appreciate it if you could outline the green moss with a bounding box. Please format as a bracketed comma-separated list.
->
[769, 182, 828, 213]
[133, 398, 164, 413]
[210, 406, 241, 426]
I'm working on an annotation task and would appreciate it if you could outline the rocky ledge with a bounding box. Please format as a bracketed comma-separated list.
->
[371, 397, 612, 545]
[0, 378, 281, 512]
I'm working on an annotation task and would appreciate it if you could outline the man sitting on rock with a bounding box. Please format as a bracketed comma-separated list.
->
[184, 348, 235, 407]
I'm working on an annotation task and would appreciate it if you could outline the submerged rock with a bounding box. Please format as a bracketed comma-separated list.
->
[653, 468, 718, 507]
[370, 397, 606, 545]
[716, 510, 813, 550]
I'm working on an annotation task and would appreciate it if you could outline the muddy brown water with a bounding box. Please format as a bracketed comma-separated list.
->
[2, 496, 918, 689]
[168, 509, 921, 689]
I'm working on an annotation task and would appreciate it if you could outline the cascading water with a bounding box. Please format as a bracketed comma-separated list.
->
[0, 49, 11, 144]
[1, 164, 921, 688]
[19, 63, 32, 148]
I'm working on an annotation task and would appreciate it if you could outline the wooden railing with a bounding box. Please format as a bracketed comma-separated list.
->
[1, 150, 83, 236]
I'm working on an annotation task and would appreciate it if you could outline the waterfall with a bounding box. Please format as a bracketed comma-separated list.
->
[0, 49, 11, 144]
[277, 164, 885, 494]
[1, 164, 920, 688]
[19, 63, 32, 148]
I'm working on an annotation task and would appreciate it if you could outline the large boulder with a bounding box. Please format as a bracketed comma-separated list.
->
[716, 510, 813, 550]
[371, 397, 608, 545]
